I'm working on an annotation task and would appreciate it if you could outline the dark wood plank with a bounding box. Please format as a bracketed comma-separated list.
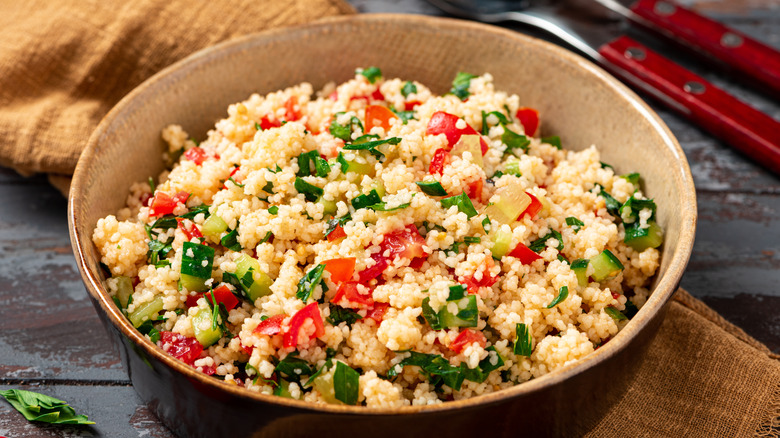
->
[0, 180, 126, 381]
[0, 384, 174, 438]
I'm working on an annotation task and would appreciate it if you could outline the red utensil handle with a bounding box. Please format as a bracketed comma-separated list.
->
[599, 36, 780, 174]
[630, 0, 780, 96]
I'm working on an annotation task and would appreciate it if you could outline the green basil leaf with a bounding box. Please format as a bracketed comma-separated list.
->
[401, 81, 417, 98]
[450, 72, 476, 100]
[415, 180, 447, 196]
[333, 361, 360, 405]
[358, 66, 382, 83]
[181, 241, 215, 279]
[440, 193, 478, 218]
[565, 217, 584, 233]
[0, 389, 95, 425]
[296, 264, 326, 302]
[294, 177, 323, 202]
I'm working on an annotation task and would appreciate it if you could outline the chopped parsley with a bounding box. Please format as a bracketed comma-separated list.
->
[546, 286, 569, 309]
[566, 217, 584, 233]
[401, 81, 417, 98]
[296, 263, 326, 302]
[450, 72, 476, 100]
[529, 229, 563, 253]
[440, 193, 478, 218]
[351, 189, 382, 210]
[358, 66, 382, 83]
[514, 323, 533, 356]
[541, 135, 561, 149]
[327, 304, 362, 326]
[294, 177, 323, 202]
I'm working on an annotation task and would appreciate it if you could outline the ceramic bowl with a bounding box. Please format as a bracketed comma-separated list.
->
[69, 14, 696, 438]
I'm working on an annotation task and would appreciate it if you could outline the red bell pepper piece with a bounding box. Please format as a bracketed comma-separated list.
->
[331, 281, 374, 308]
[426, 111, 488, 155]
[515, 107, 540, 136]
[176, 217, 203, 241]
[365, 105, 398, 132]
[508, 243, 542, 264]
[429, 148, 451, 175]
[160, 331, 203, 365]
[283, 303, 325, 348]
[205, 284, 239, 311]
[149, 191, 189, 217]
[254, 314, 285, 336]
[323, 257, 356, 284]
[449, 329, 487, 354]
[326, 224, 347, 242]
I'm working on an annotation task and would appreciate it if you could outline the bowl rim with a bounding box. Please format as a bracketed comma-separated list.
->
[68, 13, 697, 416]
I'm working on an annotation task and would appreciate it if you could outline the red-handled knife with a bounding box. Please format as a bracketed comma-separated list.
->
[427, 0, 780, 174]
[595, 0, 780, 97]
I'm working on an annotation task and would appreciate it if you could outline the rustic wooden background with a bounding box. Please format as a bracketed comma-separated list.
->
[1, 0, 778, 436]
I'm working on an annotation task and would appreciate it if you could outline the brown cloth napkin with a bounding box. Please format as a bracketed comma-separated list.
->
[0, 0, 355, 195]
[0, 2, 777, 436]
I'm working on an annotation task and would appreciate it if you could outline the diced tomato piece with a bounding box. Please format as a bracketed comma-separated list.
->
[429, 148, 451, 175]
[523, 193, 543, 219]
[409, 256, 426, 269]
[381, 224, 427, 260]
[323, 257, 356, 283]
[176, 217, 203, 241]
[516, 107, 540, 136]
[184, 147, 208, 165]
[404, 100, 421, 111]
[331, 281, 374, 308]
[508, 243, 542, 264]
[283, 303, 325, 348]
[370, 88, 385, 102]
[449, 329, 487, 354]
[463, 259, 499, 294]
[149, 191, 189, 217]
[327, 224, 347, 242]
[140, 192, 153, 207]
[358, 253, 388, 284]
[611, 291, 620, 300]
[205, 284, 239, 311]
[465, 179, 483, 201]
[426, 111, 489, 155]
[259, 115, 282, 130]
[254, 314, 285, 336]
[185, 292, 204, 308]
[365, 105, 398, 132]
[160, 331, 203, 365]
[365, 302, 390, 323]
[200, 364, 216, 375]
[284, 96, 302, 121]
[329, 90, 339, 101]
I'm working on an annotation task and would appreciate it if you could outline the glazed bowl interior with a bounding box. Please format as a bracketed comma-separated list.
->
[69, 13, 696, 415]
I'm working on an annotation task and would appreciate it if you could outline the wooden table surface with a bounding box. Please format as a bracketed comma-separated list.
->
[1, 1, 778, 436]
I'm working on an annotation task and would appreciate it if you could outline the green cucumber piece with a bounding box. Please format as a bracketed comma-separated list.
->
[318, 198, 338, 217]
[438, 295, 478, 328]
[624, 221, 663, 251]
[490, 226, 513, 259]
[571, 259, 589, 287]
[180, 273, 209, 292]
[115, 276, 133, 309]
[313, 370, 339, 404]
[589, 249, 624, 281]
[201, 215, 228, 239]
[129, 296, 164, 328]
[235, 254, 273, 301]
[192, 307, 222, 347]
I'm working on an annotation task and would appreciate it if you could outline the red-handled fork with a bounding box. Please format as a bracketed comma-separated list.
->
[427, 0, 780, 174]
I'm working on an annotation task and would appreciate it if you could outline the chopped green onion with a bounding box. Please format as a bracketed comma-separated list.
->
[296, 264, 326, 302]
[416, 180, 447, 196]
[514, 323, 533, 356]
[259, 230, 273, 244]
[358, 66, 382, 83]
[546, 286, 569, 309]
[440, 193, 478, 218]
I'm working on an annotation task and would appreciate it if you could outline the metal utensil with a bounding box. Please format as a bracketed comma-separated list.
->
[427, 0, 780, 174]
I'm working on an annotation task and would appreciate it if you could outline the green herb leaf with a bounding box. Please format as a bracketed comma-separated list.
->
[600, 161, 614, 170]
[622, 172, 641, 186]
[448, 284, 467, 301]
[514, 323, 533, 356]
[324, 215, 351, 239]
[605, 306, 628, 321]
[327, 304, 363, 327]
[274, 353, 313, 384]
[450, 72, 476, 100]
[440, 193, 478, 218]
[314, 156, 331, 177]
[261, 181, 274, 194]
[181, 242, 215, 279]
[337, 152, 350, 173]
[502, 127, 530, 153]
[546, 286, 569, 309]
[421, 297, 442, 330]
[482, 216, 492, 233]
[333, 361, 360, 405]
[565, 217, 584, 233]
[623, 300, 639, 319]
[343, 136, 401, 160]
[416, 180, 448, 196]
[387, 351, 466, 391]
[358, 66, 382, 84]
[0, 389, 95, 425]
[391, 109, 416, 123]
[294, 177, 323, 202]
[463, 236, 481, 244]
[296, 264, 326, 302]
[462, 345, 505, 383]
[401, 81, 417, 98]
[541, 136, 561, 149]
[148, 177, 156, 193]
[220, 226, 242, 251]
[597, 185, 622, 217]
[179, 204, 211, 220]
[529, 230, 563, 253]
[481, 110, 511, 135]
[149, 215, 178, 231]
[351, 189, 382, 210]
[254, 122, 262, 131]
[329, 113, 364, 141]
[296, 150, 318, 177]
[146, 238, 173, 266]
[267, 206, 279, 215]
[619, 195, 657, 223]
